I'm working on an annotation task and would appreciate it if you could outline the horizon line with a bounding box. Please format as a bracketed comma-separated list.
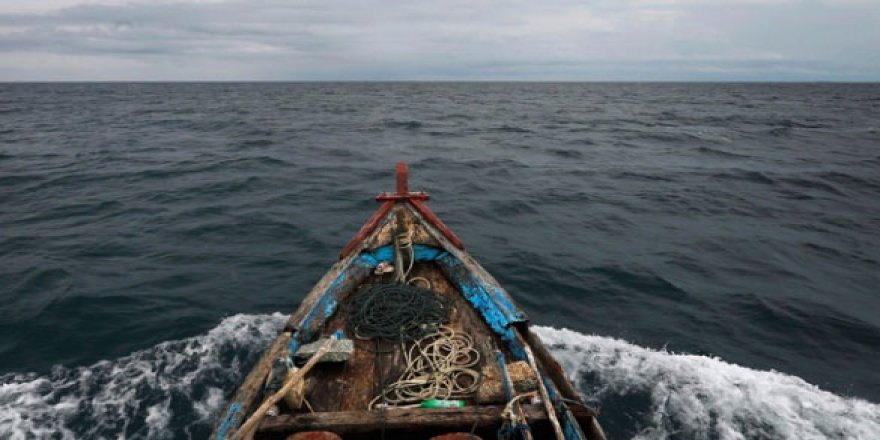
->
[2, 79, 879, 84]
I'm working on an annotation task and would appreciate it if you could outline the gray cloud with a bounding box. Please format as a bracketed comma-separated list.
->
[0, 0, 878, 81]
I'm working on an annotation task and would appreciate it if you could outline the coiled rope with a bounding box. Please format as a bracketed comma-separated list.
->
[370, 326, 482, 409]
[393, 229, 431, 289]
[346, 284, 450, 341]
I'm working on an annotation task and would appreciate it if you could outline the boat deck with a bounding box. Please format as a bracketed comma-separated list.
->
[253, 262, 563, 439]
[303, 261, 505, 412]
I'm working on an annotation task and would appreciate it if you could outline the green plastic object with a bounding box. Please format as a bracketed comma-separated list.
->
[420, 399, 466, 408]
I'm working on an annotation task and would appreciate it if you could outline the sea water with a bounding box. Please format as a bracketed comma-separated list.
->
[1, 82, 878, 439]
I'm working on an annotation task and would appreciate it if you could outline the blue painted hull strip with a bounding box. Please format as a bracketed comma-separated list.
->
[214, 403, 241, 440]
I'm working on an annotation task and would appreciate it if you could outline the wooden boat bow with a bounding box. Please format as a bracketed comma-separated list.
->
[340, 162, 463, 259]
[211, 163, 607, 440]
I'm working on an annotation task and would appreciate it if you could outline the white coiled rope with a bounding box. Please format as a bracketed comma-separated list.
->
[370, 326, 481, 409]
[393, 229, 431, 289]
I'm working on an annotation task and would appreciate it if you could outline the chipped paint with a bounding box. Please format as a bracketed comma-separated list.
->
[297, 264, 372, 341]
[435, 252, 528, 360]
[540, 373, 589, 440]
[214, 402, 242, 440]
[288, 243, 530, 360]
[287, 334, 300, 358]
[495, 351, 513, 401]
[495, 352, 535, 439]
[361, 244, 447, 266]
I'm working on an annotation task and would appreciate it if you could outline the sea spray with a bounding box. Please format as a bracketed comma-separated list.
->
[534, 326, 880, 440]
[0, 313, 286, 440]
[2, 315, 878, 439]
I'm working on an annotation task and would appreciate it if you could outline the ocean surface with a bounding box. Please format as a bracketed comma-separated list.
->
[1, 82, 879, 439]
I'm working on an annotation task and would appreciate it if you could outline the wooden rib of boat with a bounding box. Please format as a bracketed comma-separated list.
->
[211, 163, 607, 440]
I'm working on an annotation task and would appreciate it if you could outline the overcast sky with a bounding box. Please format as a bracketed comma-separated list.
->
[0, 0, 877, 81]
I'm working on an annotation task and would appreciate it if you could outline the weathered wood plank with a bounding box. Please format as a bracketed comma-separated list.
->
[338, 337, 379, 411]
[257, 404, 596, 434]
[300, 358, 347, 412]
[521, 327, 608, 439]
[368, 203, 439, 251]
[372, 338, 403, 409]
[285, 258, 361, 335]
[213, 204, 401, 439]
[210, 332, 292, 440]
[286, 204, 403, 335]
[310, 287, 377, 412]
[521, 327, 580, 401]
[233, 339, 334, 440]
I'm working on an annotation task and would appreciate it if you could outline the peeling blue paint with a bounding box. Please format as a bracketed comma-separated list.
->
[540, 374, 588, 440]
[434, 252, 528, 360]
[495, 351, 535, 439]
[488, 284, 528, 321]
[297, 264, 371, 341]
[214, 402, 241, 440]
[296, 245, 444, 345]
[495, 351, 513, 401]
[288, 334, 300, 357]
[362, 244, 447, 265]
[436, 253, 525, 326]
[288, 243, 530, 363]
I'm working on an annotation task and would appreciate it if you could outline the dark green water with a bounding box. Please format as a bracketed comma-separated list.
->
[1, 82, 879, 439]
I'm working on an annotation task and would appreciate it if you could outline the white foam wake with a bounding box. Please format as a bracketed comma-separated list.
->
[0, 313, 286, 440]
[533, 326, 880, 440]
[3, 316, 877, 439]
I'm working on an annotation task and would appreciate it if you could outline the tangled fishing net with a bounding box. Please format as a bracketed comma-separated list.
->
[346, 284, 451, 341]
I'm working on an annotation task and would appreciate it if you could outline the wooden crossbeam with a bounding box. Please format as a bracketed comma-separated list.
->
[257, 404, 594, 436]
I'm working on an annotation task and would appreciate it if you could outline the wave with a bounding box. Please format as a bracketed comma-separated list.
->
[533, 326, 880, 440]
[382, 119, 423, 129]
[695, 146, 752, 159]
[3, 314, 878, 439]
[0, 313, 286, 439]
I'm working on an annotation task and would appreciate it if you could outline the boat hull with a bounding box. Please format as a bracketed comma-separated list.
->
[211, 166, 607, 440]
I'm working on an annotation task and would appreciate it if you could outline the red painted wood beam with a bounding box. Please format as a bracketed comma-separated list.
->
[339, 162, 465, 259]
[376, 192, 430, 201]
[409, 198, 465, 250]
[339, 200, 394, 259]
[396, 162, 408, 193]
